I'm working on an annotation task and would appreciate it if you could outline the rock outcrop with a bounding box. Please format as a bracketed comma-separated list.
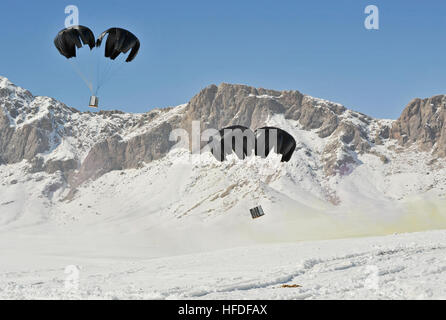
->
[181, 83, 375, 175]
[390, 95, 446, 156]
[1, 75, 446, 197]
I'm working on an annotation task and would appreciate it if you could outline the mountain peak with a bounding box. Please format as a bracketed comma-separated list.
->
[0, 76, 15, 88]
[391, 93, 446, 156]
[1, 75, 446, 200]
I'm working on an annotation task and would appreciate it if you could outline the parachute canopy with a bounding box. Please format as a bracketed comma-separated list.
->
[210, 125, 255, 161]
[255, 126, 296, 162]
[54, 25, 140, 102]
[54, 25, 95, 59]
[96, 28, 140, 62]
[209, 125, 296, 162]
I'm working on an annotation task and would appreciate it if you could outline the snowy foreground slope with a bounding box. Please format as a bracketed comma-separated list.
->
[1, 230, 445, 299]
[1, 148, 446, 299]
[1, 76, 446, 299]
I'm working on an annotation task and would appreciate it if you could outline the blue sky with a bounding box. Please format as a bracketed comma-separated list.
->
[0, 0, 445, 118]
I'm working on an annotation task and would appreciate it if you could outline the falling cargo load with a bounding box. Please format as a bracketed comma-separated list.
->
[250, 205, 265, 219]
[89, 95, 99, 108]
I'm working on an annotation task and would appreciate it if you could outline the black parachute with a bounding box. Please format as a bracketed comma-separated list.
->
[209, 125, 296, 162]
[96, 28, 140, 62]
[54, 25, 95, 59]
[210, 125, 256, 161]
[255, 126, 296, 162]
[54, 26, 140, 106]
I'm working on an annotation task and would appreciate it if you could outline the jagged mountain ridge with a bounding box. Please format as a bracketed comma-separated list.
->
[1, 75, 446, 216]
[0, 77, 386, 176]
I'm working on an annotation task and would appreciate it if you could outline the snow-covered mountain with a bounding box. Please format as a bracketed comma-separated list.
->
[1, 75, 446, 234]
[2, 76, 446, 299]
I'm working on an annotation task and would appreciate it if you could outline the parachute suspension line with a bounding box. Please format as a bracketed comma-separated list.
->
[101, 62, 114, 83]
[95, 48, 101, 95]
[55, 26, 140, 100]
[96, 60, 113, 93]
[86, 49, 96, 92]
[69, 60, 94, 94]
[96, 60, 126, 93]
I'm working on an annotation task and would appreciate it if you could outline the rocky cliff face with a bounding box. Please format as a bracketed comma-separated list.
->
[1, 75, 445, 199]
[0, 76, 187, 191]
[390, 95, 446, 157]
[0, 78, 50, 164]
[181, 83, 386, 175]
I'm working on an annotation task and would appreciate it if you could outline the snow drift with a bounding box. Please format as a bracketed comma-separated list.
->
[1, 76, 446, 299]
